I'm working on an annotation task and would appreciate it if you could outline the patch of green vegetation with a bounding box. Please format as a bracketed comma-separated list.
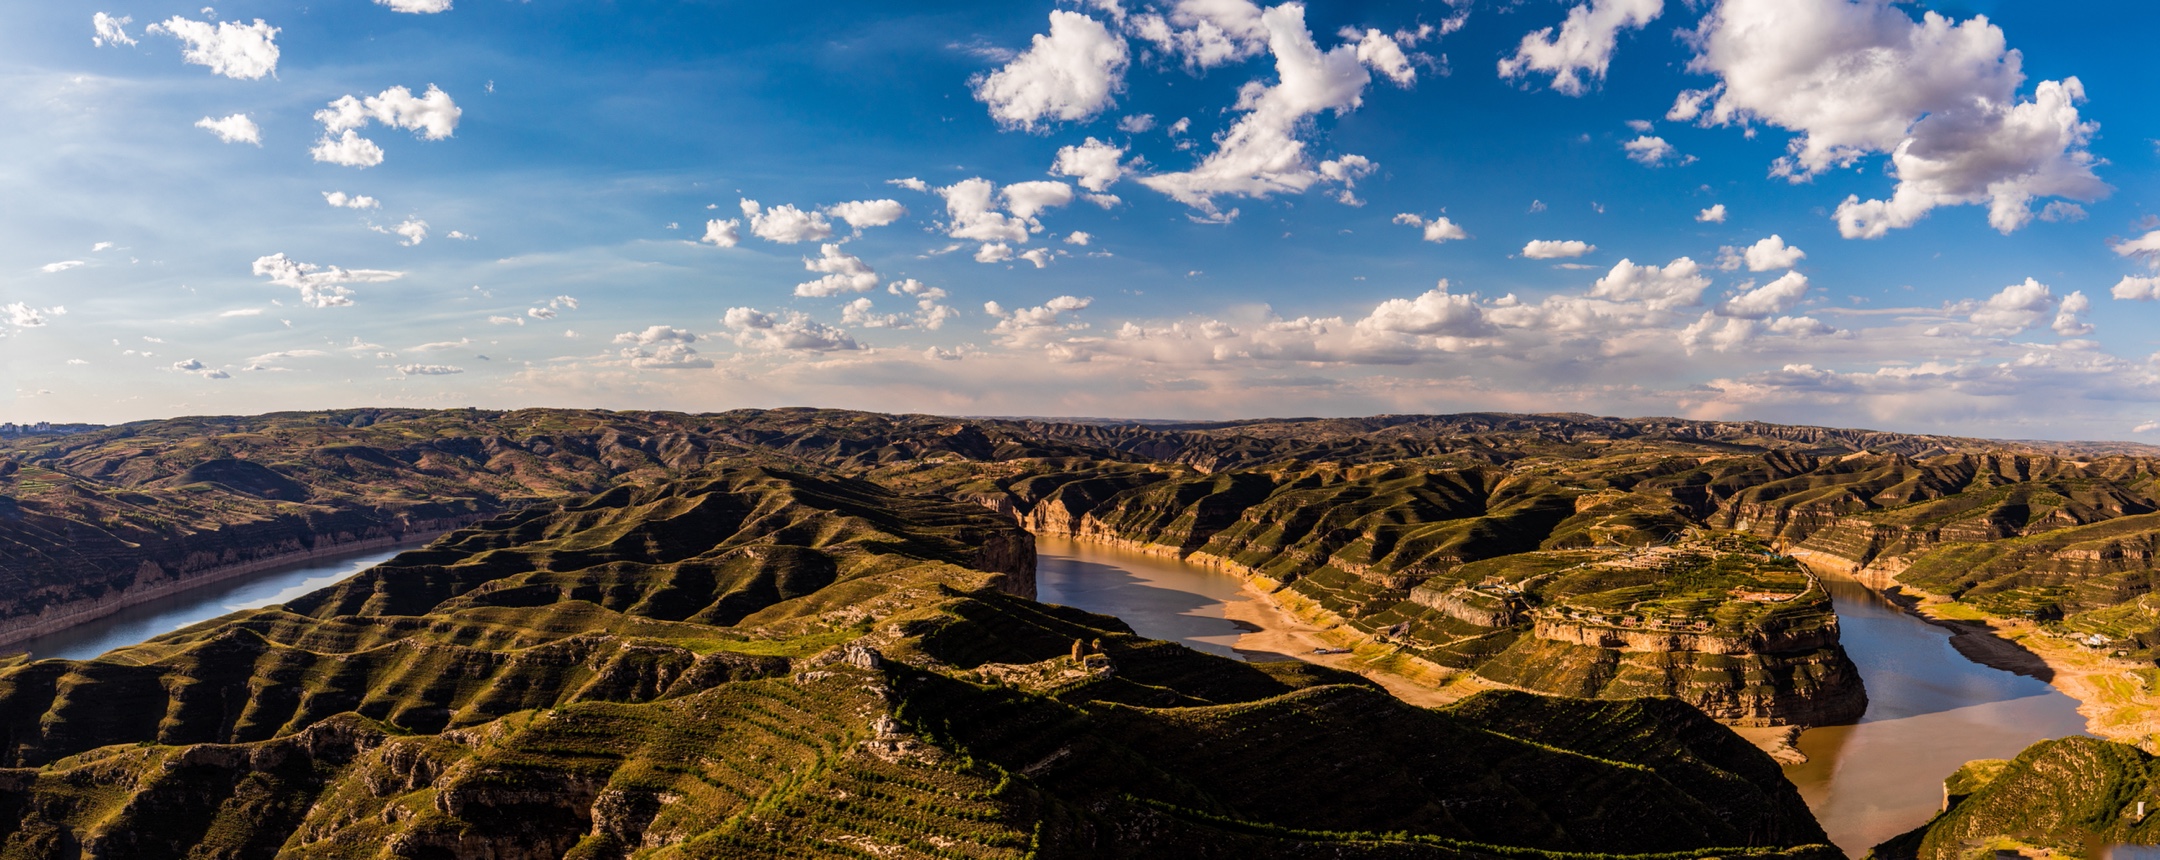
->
[0, 462, 1837, 860]
[1873, 738, 2160, 860]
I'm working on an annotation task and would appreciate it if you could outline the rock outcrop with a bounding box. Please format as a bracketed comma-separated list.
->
[0, 462, 1837, 860]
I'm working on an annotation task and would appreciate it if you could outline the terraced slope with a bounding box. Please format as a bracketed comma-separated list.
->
[1873, 737, 2160, 859]
[0, 466, 1836, 860]
[0, 408, 1123, 647]
[1015, 462, 1864, 725]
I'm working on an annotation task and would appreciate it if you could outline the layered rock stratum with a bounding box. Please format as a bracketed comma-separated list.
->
[0, 463, 1833, 859]
[10, 407, 2160, 856]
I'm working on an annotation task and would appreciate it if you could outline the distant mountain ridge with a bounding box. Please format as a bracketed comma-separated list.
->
[0, 465, 1834, 859]
[8, 406, 2160, 855]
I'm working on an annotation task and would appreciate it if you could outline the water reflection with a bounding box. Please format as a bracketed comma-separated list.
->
[1786, 573, 2091, 856]
[1039, 541, 2100, 858]
[5, 547, 407, 662]
[1035, 535, 1297, 662]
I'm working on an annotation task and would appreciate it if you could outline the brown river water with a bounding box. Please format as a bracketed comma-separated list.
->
[5, 536, 2098, 856]
[1037, 539, 2094, 857]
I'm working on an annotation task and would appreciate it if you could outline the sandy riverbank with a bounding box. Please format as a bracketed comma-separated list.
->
[1875, 579, 2160, 748]
[1812, 557, 2160, 748]
[1051, 535, 1813, 761]
[0, 526, 462, 652]
[1215, 576, 1813, 760]
[1218, 581, 1467, 708]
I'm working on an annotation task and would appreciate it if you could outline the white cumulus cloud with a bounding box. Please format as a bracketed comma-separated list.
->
[1523, 239, 1595, 259]
[740, 200, 834, 244]
[723, 307, 860, 351]
[317, 85, 462, 139]
[1357, 282, 1492, 337]
[2054, 289, 2093, 336]
[826, 199, 908, 233]
[388, 219, 427, 246]
[1138, 5, 1412, 219]
[1131, 0, 1269, 69]
[1621, 135, 1676, 165]
[1720, 271, 1810, 318]
[92, 13, 137, 47]
[1969, 277, 2060, 335]
[2112, 276, 2160, 301]
[1589, 257, 1709, 309]
[1053, 137, 1127, 192]
[1392, 213, 1468, 243]
[322, 191, 380, 209]
[1498, 0, 1662, 96]
[701, 219, 741, 247]
[147, 16, 279, 80]
[795, 244, 879, 297]
[2110, 230, 2160, 267]
[4, 303, 64, 328]
[1718, 234, 1806, 272]
[987, 295, 1092, 346]
[376, 0, 452, 12]
[312, 85, 460, 167]
[1685, 0, 2106, 238]
[936, 178, 1072, 248]
[310, 130, 384, 168]
[974, 10, 1129, 130]
[611, 326, 709, 368]
[250, 253, 402, 308]
[1002, 181, 1076, 221]
[1697, 204, 1728, 223]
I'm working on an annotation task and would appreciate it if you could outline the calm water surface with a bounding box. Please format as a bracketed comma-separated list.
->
[1038, 539, 2095, 857]
[1035, 535, 1269, 661]
[4, 547, 407, 662]
[1787, 573, 2090, 856]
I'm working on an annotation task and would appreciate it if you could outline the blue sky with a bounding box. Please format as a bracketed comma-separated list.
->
[6, 0, 2160, 439]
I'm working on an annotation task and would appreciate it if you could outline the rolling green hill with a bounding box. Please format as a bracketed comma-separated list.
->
[1873, 736, 2160, 859]
[0, 465, 1835, 859]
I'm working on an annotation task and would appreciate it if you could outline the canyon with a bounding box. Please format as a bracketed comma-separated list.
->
[7, 408, 2160, 856]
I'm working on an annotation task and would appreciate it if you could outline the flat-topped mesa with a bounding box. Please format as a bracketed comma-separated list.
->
[1524, 548, 1840, 655]
[1529, 603, 1839, 656]
[0, 454, 1838, 859]
[1408, 583, 1524, 627]
[1458, 543, 1864, 727]
[1025, 459, 1867, 726]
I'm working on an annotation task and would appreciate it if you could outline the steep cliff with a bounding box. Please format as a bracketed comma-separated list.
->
[0, 465, 1836, 860]
[1021, 463, 1866, 726]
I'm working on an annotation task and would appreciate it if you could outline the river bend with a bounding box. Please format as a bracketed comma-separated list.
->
[1036, 538, 2092, 857]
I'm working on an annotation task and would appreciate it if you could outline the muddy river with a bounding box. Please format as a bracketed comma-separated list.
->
[13, 534, 2096, 855]
[1037, 540, 2093, 857]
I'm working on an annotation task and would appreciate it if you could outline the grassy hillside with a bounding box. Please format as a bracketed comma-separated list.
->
[0, 464, 1839, 859]
[1873, 736, 2160, 859]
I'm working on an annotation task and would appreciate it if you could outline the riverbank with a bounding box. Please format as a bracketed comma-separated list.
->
[0, 525, 461, 652]
[1217, 580, 1466, 708]
[1043, 532, 1811, 761]
[1857, 572, 2160, 750]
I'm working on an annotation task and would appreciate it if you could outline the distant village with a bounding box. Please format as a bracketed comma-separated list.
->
[0, 422, 103, 437]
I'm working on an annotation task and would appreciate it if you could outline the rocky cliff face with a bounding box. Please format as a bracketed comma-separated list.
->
[1010, 463, 1868, 727]
[0, 463, 1837, 860]
[1529, 613, 1841, 656]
